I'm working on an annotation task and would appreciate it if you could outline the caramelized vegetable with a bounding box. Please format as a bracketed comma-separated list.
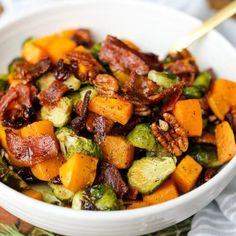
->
[101, 135, 134, 169]
[215, 121, 236, 164]
[89, 96, 133, 125]
[126, 201, 150, 209]
[143, 179, 178, 205]
[23, 189, 43, 201]
[173, 99, 202, 137]
[172, 155, 202, 193]
[59, 153, 98, 192]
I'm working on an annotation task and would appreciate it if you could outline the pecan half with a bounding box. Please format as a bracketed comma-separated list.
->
[134, 104, 151, 116]
[151, 113, 189, 156]
[93, 74, 119, 96]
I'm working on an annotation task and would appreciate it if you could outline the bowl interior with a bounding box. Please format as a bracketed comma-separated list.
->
[0, 0, 236, 235]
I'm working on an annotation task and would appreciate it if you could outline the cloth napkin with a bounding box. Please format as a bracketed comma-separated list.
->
[1, 1, 236, 236]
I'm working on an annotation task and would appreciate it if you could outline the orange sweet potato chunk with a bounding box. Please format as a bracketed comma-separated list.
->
[59, 153, 98, 192]
[143, 179, 178, 205]
[23, 189, 43, 201]
[89, 96, 133, 125]
[101, 135, 134, 169]
[47, 36, 76, 62]
[207, 79, 236, 120]
[172, 155, 202, 193]
[173, 99, 202, 137]
[215, 121, 236, 164]
[126, 201, 150, 209]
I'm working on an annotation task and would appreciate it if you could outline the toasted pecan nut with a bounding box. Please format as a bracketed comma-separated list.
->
[151, 113, 189, 156]
[134, 104, 151, 116]
[94, 74, 119, 96]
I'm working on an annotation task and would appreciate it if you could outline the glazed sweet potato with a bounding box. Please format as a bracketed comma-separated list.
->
[101, 135, 135, 169]
[22, 41, 48, 64]
[126, 201, 150, 209]
[34, 34, 57, 51]
[143, 179, 178, 205]
[207, 79, 236, 120]
[215, 121, 236, 164]
[21, 120, 55, 138]
[59, 153, 98, 192]
[173, 99, 202, 137]
[89, 96, 133, 125]
[172, 155, 202, 193]
[31, 155, 64, 181]
[0, 124, 7, 149]
[23, 189, 43, 201]
[47, 36, 77, 62]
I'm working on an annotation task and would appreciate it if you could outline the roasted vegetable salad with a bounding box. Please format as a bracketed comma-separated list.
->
[0, 28, 236, 211]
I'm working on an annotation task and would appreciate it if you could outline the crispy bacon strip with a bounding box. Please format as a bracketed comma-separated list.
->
[123, 71, 159, 98]
[5, 129, 58, 167]
[38, 80, 68, 106]
[99, 35, 160, 75]
[95, 162, 128, 198]
[94, 116, 106, 144]
[15, 58, 52, 82]
[0, 84, 36, 128]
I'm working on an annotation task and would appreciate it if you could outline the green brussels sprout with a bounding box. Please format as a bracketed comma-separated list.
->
[37, 73, 80, 92]
[0, 74, 8, 91]
[72, 184, 120, 211]
[63, 75, 81, 91]
[56, 127, 101, 159]
[31, 184, 63, 206]
[48, 183, 74, 202]
[91, 43, 102, 58]
[193, 71, 212, 92]
[127, 124, 156, 150]
[36, 73, 55, 91]
[183, 86, 202, 98]
[128, 156, 176, 194]
[67, 85, 97, 108]
[188, 144, 221, 168]
[0, 152, 28, 192]
[29, 227, 55, 236]
[146, 143, 173, 158]
[148, 70, 179, 89]
[41, 97, 72, 127]
[8, 57, 23, 74]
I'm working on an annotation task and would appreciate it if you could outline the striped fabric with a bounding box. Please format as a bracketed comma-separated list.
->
[189, 179, 236, 236]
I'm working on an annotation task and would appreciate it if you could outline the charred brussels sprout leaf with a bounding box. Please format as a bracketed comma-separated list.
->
[56, 127, 101, 159]
[128, 156, 176, 194]
[148, 70, 179, 89]
[41, 97, 72, 127]
[72, 184, 120, 211]
[0, 74, 8, 91]
[31, 184, 63, 206]
[48, 183, 74, 202]
[127, 123, 156, 151]
[188, 144, 221, 168]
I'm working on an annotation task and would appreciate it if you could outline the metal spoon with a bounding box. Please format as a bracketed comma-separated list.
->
[171, 0, 236, 52]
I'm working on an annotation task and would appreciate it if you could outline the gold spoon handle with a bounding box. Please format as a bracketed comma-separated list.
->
[171, 0, 236, 52]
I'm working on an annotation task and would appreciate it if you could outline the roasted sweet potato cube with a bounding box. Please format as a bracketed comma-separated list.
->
[172, 155, 202, 193]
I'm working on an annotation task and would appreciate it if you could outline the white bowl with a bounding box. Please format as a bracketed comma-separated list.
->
[1, 0, 236, 235]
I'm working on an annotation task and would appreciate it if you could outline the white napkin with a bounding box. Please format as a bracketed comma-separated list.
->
[1, 1, 236, 235]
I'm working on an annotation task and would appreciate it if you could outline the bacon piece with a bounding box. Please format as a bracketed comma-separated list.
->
[94, 116, 106, 144]
[0, 84, 36, 128]
[99, 35, 161, 75]
[123, 71, 159, 98]
[5, 129, 58, 167]
[95, 162, 128, 198]
[148, 81, 185, 105]
[71, 91, 91, 134]
[161, 88, 182, 114]
[66, 51, 101, 82]
[15, 58, 52, 82]
[71, 28, 93, 47]
[38, 80, 68, 106]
